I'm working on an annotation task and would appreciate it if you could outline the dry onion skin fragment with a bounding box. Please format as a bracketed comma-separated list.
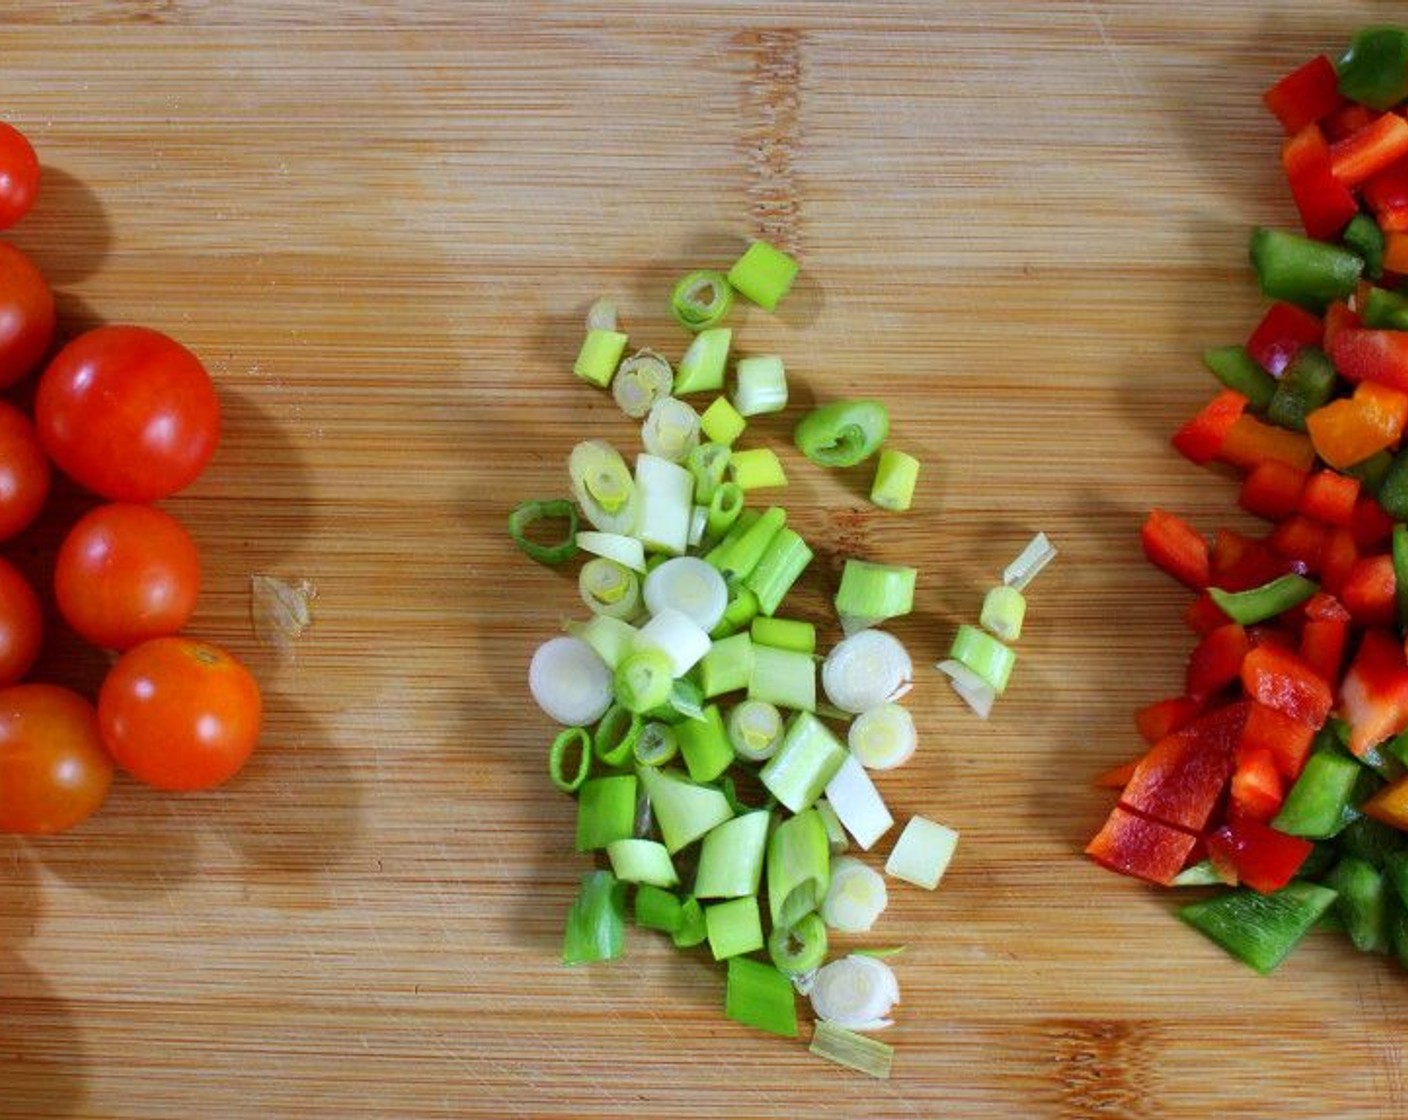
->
[250, 574, 317, 654]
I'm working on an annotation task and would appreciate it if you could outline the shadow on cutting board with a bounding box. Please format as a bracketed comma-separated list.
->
[7, 165, 112, 288]
[0, 951, 86, 1120]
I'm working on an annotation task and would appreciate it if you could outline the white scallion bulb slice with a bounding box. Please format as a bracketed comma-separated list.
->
[612, 349, 674, 419]
[1003, 531, 1057, 591]
[936, 658, 995, 719]
[808, 954, 900, 1032]
[528, 636, 613, 726]
[579, 558, 640, 619]
[643, 556, 728, 632]
[586, 296, 618, 332]
[641, 397, 701, 464]
[823, 753, 894, 850]
[848, 703, 917, 771]
[637, 607, 711, 678]
[821, 630, 913, 714]
[688, 504, 709, 548]
[725, 699, 785, 761]
[575, 530, 647, 573]
[821, 856, 888, 933]
[568, 439, 639, 535]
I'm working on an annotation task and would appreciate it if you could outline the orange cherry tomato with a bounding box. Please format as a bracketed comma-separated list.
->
[0, 683, 113, 834]
[98, 637, 261, 791]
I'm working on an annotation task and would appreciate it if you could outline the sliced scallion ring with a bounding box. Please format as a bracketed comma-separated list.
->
[568, 439, 638, 534]
[671, 269, 734, 331]
[820, 855, 888, 933]
[725, 699, 785, 762]
[529, 636, 613, 726]
[548, 726, 592, 793]
[808, 953, 900, 1032]
[612, 348, 674, 419]
[641, 397, 702, 464]
[643, 556, 729, 632]
[508, 498, 578, 565]
[821, 629, 913, 714]
[767, 911, 828, 975]
[634, 721, 678, 767]
[579, 557, 641, 619]
[576, 530, 647, 573]
[847, 703, 917, 771]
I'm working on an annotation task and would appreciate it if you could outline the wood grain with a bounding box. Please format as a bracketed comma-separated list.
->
[0, 3, 1403, 1117]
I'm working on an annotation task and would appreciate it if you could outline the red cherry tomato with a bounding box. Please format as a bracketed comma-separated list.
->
[0, 401, 50, 542]
[35, 325, 220, 501]
[98, 637, 261, 791]
[0, 122, 39, 231]
[54, 503, 201, 651]
[0, 557, 41, 686]
[0, 242, 55, 389]
[0, 683, 112, 834]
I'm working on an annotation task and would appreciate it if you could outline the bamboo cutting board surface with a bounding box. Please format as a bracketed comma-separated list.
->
[1, 3, 1405, 1117]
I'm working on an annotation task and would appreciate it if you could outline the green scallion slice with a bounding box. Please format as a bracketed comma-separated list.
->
[671, 269, 734, 331]
[508, 498, 579, 565]
[548, 726, 592, 793]
[727, 240, 799, 311]
[562, 870, 628, 965]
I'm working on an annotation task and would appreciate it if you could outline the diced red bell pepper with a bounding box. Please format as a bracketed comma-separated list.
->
[1337, 627, 1408, 756]
[1323, 299, 1362, 351]
[1239, 699, 1318, 781]
[1238, 460, 1308, 522]
[1186, 623, 1252, 702]
[1210, 528, 1292, 591]
[1331, 112, 1408, 188]
[1229, 745, 1286, 823]
[1300, 615, 1351, 687]
[1352, 496, 1397, 549]
[1141, 509, 1209, 589]
[1318, 526, 1360, 595]
[1264, 55, 1345, 134]
[1304, 590, 1352, 622]
[1135, 694, 1203, 745]
[1247, 302, 1324, 377]
[1241, 643, 1333, 728]
[1381, 205, 1408, 233]
[1365, 154, 1408, 215]
[1297, 470, 1360, 527]
[1324, 103, 1380, 143]
[1206, 817, 1313, 894]
[1282, 123, 1361, 239]
[1341, 552, 1398, 629]
[1093, 757, 1140, 790]
[1267, 514, 1330, 574]
[1329, 328, 1408, 392]
[1119, 701, 1249, 833]
[1085, 805, 1199, 886]
[1172, 389, 1248, 465]
[1185, 591, 1230, 635]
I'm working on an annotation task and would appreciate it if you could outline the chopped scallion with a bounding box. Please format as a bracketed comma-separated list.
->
[671, 269, 734, 331]
[633, 884, 684, 933]
[585, 296, 618, 332]
[611, 348, 673, 419]
[936, 658, 996, 719]
[508, 498, 579, 565]
[750, 616, 816, 654]
[614, 646, 675, 713]
[949, 624, 1015, 694]
[687, 441, 731, 504]
[869, 449, 919, 513]
[699, 395, 747, 446]
[823, 753, 894, 851]
[699, 632, 754, 699]
[732, 355, 789, 417]
[562, 870, 628, 965]
[711, 583, 761, 639]
[725, 698, 785, 761]
[810, 1020, 894, 1079]
[724, 956, 798, 1037]
[793, 399, 889, 468]
[573, 328, 628, 388]
[575, 774, 638, 852]
[1003, 532, 1057, 591]
[727, 240, 799, 311]
[694, 809, 771, 899]
[744, 527, 812, 616]
[809, 953, 899, 1032]
[708, 505, 785, 581]
[672, 896, 708, 948]
[766, 807, 831, 928]
[728, 447, 788, 491]
[569, 440, 639, 535]
[979, 584, 1027, 642]
[641, 397, 702, 464]
[563, 615, 639, 670]
[748, 643, 817, 713]
[633, 720, 678, 767]
[763, 712, 847, 816]
[706, 481, 745, 539]
[593, 702, 643, 767]
[638, 606, 712, 678]
[607, 838, 679, 888]
[579, 557, 641, 619]
[848, 703, 917, 771]
[530, 636, 614, 726]
[575, 530, 646, 573]
[705, 895, 765, 960]
[767, 911, 828, 975]
[821, 855, 889, 933]
[633, 453, 693, 556]
[834, 560, 916, 631]
[675, 703, 735, 783]
[548, 726, 592, 793]
[674, 327, 732, 395]
[884, 814, 959, 891]
[821, 629, 913, 714]
[636, 765, 734, 853]
[644, 556, 729, 632]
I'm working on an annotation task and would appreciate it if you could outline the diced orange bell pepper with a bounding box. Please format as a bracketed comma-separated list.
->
[1172, 389, 1248, 465]
[1306, 381, 1408, 469]
[1384, 231, 1408, 275]
[1363, 777, 1408, 830]
[1218, 414, 1316, 473]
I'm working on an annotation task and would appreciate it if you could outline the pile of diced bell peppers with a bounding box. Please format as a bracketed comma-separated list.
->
[1088, 27, 1408, 974]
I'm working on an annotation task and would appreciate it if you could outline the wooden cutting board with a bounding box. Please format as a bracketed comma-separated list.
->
[2, 3, 1404, 1117]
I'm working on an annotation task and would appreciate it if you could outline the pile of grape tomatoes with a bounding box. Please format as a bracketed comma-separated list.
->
[0, 121, 261, 836]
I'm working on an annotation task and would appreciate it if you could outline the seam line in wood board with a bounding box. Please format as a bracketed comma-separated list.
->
[735, 27, 802, 256]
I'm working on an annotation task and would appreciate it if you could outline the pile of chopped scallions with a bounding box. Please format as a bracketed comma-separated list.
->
[513, 237, 978, 1080]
